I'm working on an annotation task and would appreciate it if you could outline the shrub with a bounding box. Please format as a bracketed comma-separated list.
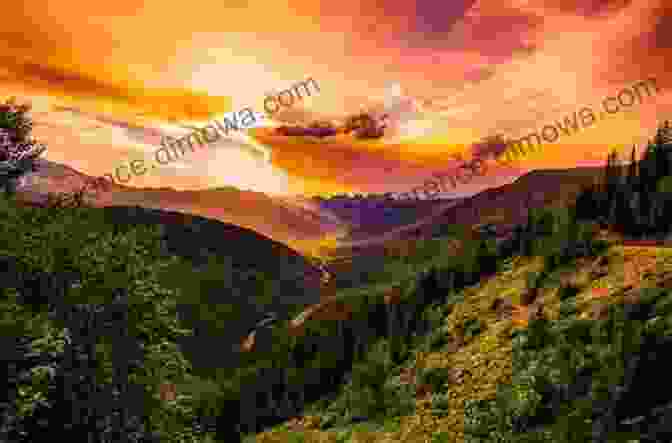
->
[464, 318, 485, 339]
[558, 299, 577, 318]
[417, 366, 451, 394]
[432, 431, 452, 443]
[325, 338, 416, 423]
[428, 327, 449, 350]
[464, 299, 657, 442]
[429, 392, 450, 417]
[557, 284, 580, 301]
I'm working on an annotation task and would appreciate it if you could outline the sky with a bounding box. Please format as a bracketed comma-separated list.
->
[2, 0, 672, 198]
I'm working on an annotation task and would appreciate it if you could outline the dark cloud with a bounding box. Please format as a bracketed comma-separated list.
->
[650, 5, 672, 51]
[412, 0, 479, 42]
[469, 134, 510, 160]
[270, 106, 340, 126]
[399, 5, 542, 59]
[447, 13, 543, 56]
[541, 0, 632, 18]
[0, 57, 231, 121]
[597, 3, 672, 90]
[3, 59, 134, 100]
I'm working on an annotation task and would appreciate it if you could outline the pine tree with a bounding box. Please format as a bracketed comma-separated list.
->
[476, 239, 497, 275]
[0, 99, 46, 196]
[603, 151, 617, 221]
[627, 145, 638, 187]
[642, 142, 658, 193]
[654, 124, 670, 179]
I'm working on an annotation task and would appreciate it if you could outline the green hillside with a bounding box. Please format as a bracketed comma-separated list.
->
[0, 192, 320, 442]
[250, 121, 672, 443]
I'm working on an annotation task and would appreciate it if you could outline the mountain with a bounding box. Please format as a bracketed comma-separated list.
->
[14, 188, 324, 372]
[394, 166, 603, 240]
[15, 159, 347, 250]
[12, 159, 331, 361]
[316, 196, 465, 247]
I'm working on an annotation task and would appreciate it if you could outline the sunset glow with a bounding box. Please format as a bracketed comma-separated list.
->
[2, 0, 670, 198]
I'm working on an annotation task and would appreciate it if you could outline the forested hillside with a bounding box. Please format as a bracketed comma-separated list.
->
[0, 188, 329, 441]
[6, 94, 672, 443]
[250, 120, 672, 443]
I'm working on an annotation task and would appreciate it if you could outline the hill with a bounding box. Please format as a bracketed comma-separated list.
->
[0, 190, 327, 441]
[246, 123, 672, 442]
[400, 167, 602, 240]
[16, 159, 347, 251]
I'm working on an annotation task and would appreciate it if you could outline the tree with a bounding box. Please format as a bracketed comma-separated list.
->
[0, 198, 206, 442]
[0, 99, 46, 196]
[653, 120, 672, 179]
[475, 239, 497, 275]
[627, 145, 638, 187]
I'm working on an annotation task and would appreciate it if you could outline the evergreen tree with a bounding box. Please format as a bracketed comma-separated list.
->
[475, 239, 497, 275]
[614, 190, 634, 234]
[0, 99, 46, 196]
[574, 186, 599, 221]
[654, 121, 672, 178]
[0, 200, 203, 442]
[627, 145, 638, 187]
[641, 142, 658, 193]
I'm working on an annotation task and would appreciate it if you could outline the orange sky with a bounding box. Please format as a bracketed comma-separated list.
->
[2, 0, 672, 198]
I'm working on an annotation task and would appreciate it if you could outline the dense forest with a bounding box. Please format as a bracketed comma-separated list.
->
[4, 95, 672, 442]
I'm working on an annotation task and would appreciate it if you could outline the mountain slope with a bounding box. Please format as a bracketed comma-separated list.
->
[393, 167, 602, 241]
[253, 237, 672, 443]
[12, 193, 323, 372]
[16, 159, 347, 250]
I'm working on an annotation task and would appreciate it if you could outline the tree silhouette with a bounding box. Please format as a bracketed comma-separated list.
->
[574, 120, 672, 236]
[0, 99, 46, 196]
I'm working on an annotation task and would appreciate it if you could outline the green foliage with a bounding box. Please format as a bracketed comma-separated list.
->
[464, 318, 485, 339]
[432, 431, 453, 443]
[657, 175, 672, 193]
[463, 294, 663, 442]
[428, 327, 449, 350]
[575, 121, 672, 235]
[418, 366, 451, 394]
[0, 195, 239, 441]
[557, 284, 580, 301]
[0, 99, 46, 196]
[430, 392, 451, 417]
[315, 338, 416, 426]
[558, 299, 578, 318]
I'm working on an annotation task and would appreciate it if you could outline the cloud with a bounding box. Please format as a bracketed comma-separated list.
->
[540, 0, 632, 18]
[469, 134, 510, 160]
[0, 58, 233, 123]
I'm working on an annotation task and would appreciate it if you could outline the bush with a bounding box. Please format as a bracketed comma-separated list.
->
[430, 392, 450, 417]
[464, 318, 485, 339]
[418, 366, 451, 394]
[431, 431, 452, 443]
[464, 299, 657, 442]
[428, 327, 449, 350]
[323, 338, 417, 423]
[558, 299, 577, 318]
[557, 284, 580, 301]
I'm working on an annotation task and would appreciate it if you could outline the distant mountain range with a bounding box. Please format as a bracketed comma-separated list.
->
[16, 159, 347, 249]
[395, 167, 603, 240]
[13, 159, 463, 250]
[16, 159, 605, 255]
